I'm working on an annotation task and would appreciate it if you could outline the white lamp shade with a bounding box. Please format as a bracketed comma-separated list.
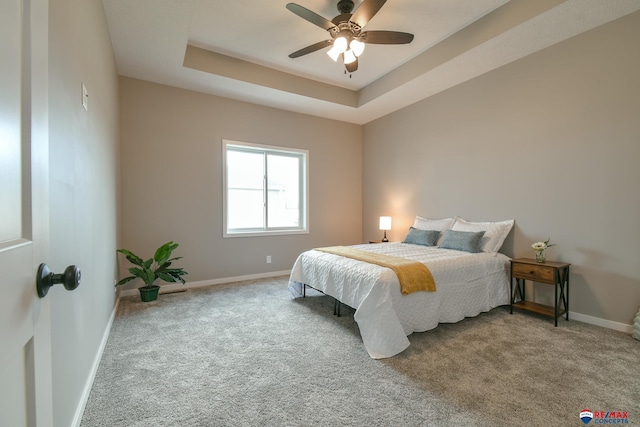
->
[327, 46, 341, 61]
[379, 216, 392, 231]
[350, 39, 365, 57]
[343, 49, 357, 64]
[334, 37, 348, 53]
[327, 37, 348, 61]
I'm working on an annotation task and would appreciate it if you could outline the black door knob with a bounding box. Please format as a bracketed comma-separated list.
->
[36, 263, 81, 298]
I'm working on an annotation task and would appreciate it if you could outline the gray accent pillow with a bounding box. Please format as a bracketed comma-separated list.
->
[402, 227, 440, 246]
[439, 230, 486, 253]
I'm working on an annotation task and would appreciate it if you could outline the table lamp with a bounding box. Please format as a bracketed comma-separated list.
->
[379, 216, 391, 242]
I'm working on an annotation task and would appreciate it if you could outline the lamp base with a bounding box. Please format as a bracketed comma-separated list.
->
[381, 231, 388, 242]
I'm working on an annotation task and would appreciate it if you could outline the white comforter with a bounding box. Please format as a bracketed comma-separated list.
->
[289, 242, 510, 358]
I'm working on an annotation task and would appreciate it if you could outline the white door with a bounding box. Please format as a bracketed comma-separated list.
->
[0, 0, 53, 426]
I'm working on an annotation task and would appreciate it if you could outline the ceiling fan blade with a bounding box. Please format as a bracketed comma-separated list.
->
[350, 0, 387, 29]
[286, 3, 336, 31]
[288, 40, 334, 58]
[360, 30, 414, 44]
[345, 57, 358, 73]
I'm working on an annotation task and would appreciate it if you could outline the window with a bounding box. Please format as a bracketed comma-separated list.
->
[223, 140, 308, 237]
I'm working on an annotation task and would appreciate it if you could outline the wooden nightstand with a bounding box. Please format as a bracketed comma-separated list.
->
[510, 258, 571, 326]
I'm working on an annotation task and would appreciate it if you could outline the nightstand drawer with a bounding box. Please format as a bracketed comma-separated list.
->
[512, 263, 555, 283]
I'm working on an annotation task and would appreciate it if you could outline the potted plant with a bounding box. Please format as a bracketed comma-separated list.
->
[115, 241, 188, 302]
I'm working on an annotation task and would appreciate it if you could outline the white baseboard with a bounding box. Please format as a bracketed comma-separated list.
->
[118, 270, 292, 298]
[569, 311, 632, 334]
[72, 295, 120, 427]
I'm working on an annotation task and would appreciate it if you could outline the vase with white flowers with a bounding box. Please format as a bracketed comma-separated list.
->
[531, 238, 555, 263]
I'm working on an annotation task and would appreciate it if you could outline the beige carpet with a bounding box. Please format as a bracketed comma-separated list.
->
[81, 276, 640, 426]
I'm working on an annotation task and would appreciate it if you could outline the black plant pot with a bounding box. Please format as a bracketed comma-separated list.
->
[139, 285, 160, 302]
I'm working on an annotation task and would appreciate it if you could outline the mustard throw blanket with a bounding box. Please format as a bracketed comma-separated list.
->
[315, 246, 436, 294]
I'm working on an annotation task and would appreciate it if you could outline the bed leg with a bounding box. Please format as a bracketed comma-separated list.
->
[334, 298, 341, 317]
[303, 284, 306, 298]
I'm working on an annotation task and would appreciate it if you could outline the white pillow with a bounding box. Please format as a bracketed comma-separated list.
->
[413, 216, 455, 232]
[451, 217, 514, 252]
[413, 216, 455, 245]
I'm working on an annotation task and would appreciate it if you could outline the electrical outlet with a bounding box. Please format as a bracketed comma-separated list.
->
[82, 83, 88, 111]
[266, 255, 272, 264]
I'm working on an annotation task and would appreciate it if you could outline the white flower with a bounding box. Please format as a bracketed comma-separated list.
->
[532, 242, 546, 251]
[531, 238, 555, 252]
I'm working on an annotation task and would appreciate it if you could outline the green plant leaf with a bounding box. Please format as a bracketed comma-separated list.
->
[117, 249, 143, 266]
[144, 269, 156, 286]
[158, 270, 187, 285]
[115, 276, 136, 287]
[129, 267, 145, 278]
[154, 242, 178, 265]
[128, 267, 154, 286]
[155, 261, 172, 272]
[157, 272, 178, 283]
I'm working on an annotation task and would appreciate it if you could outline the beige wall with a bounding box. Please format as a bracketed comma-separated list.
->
[119, 78, 362, 283]
[49, 0, 120, 425]
[363, 12, 640, 325]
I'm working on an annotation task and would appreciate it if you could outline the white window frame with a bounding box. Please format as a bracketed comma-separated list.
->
[222, 139, 309, 238]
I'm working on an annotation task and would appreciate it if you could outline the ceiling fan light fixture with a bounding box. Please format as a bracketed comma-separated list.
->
[343, 49, 357, 64]
[286, 0, 415, 74]
[350, 39, 365, 57]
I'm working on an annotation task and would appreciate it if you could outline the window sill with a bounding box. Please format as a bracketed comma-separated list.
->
[223, 229, 309, 238]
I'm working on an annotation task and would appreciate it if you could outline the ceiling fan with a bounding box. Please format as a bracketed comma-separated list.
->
[286, 0, 414, 74]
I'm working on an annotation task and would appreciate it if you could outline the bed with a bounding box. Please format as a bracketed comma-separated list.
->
[288, 217, 514, 359]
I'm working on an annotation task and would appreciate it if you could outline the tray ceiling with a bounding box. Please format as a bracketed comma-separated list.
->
[102, 0, 640, 124]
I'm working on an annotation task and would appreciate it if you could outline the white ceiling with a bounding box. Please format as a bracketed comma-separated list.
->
[102, 0, 640, 125]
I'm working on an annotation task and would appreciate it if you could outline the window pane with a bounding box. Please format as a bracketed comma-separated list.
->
[227, 150, 264, 229]
[224, 140, 307, 237]
[267, 154, 300, 228]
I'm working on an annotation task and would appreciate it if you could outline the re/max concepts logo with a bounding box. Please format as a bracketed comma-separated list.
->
[581, 409, 629, 424]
